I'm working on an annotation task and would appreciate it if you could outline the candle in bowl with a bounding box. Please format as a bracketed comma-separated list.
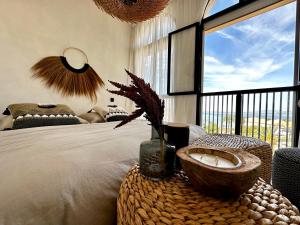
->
[177, 146, 261, 199]
[190, 153, 237, 168]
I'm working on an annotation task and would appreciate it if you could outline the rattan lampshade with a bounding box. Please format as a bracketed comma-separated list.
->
[93, 0, 170, 23]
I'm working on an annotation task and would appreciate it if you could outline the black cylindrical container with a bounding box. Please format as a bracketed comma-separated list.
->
[165, 123, 190, 170]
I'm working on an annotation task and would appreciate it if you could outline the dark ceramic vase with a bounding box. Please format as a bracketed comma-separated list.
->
[139, 126, 176, 180]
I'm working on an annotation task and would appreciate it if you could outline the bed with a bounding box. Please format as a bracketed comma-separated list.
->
[0, 121, 151, 225]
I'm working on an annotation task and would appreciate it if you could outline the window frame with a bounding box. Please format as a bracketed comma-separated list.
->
[204, 0, 294, 32]
[167, 22, 202, 96]
[203, 0, 297, 27]
[167, 0, 300, 126]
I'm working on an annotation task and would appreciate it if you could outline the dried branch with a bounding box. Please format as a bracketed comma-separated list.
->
[107, 70, 165, 136]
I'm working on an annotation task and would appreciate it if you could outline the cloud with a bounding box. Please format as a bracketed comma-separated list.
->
[216, 30, 236, 41]
[204, 54, 292, 92]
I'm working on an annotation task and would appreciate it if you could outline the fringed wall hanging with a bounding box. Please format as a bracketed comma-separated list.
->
[31, 47, 104, 102]
[93, 0, 170, 23]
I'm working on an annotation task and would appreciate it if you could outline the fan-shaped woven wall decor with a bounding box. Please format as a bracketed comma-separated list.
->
[93, 0, 170, 23]
[31, 47, 104, 102]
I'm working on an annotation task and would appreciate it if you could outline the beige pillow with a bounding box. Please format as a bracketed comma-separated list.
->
[92, 106, 108, 119]
[79, 112, 104, 123]
[77, 117, 89, 124]
[0, 115, 13, 130]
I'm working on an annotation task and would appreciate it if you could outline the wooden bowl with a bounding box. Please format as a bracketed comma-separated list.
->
[177, 146, 261, 199]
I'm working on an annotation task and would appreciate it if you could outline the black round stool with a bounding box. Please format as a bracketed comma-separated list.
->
[272, 148, 300, 209]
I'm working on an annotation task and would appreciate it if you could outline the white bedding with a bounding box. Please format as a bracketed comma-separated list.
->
[0, 121, 150, 225]
[0, 120, 206, 225]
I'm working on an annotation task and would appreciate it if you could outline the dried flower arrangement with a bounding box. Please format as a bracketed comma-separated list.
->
[107, 69, 165, 137]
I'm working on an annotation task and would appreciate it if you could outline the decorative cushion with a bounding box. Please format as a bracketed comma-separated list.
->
[78, 112, 105, 123]
[6, 103, 76, 118]
[4, 103, 81, 129]
[92, 106, 108, 119]
[104, 107, 128, 122]
[77, 117, 89, 124]
[12, 115, 81, 130]
[0, 115, 14, 130]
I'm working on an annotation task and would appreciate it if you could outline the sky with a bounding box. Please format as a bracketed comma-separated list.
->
[203, 0, 297, 93]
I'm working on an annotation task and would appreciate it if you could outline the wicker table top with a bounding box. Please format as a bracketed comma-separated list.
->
[117, 165, 300, 225]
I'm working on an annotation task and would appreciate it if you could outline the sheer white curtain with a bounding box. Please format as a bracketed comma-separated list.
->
[129, 0, 211, 123]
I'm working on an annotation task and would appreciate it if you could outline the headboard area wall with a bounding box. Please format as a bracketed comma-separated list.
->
[0, 0, 132, 114]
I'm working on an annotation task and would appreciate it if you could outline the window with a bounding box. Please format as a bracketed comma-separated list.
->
[166, 0, 300, 147]
[206, 0, 239, 17]
[203, 1, 297, 92]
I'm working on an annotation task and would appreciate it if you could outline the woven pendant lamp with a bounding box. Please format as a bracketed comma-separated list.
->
[93, 0, 170, 23]
[31, 47, 104, 102]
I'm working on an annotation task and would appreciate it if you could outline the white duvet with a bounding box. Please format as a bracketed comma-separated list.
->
[0, 120, 206, 225]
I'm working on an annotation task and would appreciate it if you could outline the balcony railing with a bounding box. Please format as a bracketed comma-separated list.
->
[200, 85, 300, 150]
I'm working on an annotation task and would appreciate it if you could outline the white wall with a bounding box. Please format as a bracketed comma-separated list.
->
[0, 0, 132, 114]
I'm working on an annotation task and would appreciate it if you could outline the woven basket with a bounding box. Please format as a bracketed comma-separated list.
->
[117, 166, 300, 225]
[193, 134, 272, 183]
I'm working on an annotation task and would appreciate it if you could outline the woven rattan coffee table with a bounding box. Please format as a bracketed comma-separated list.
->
[117, 165, 300, 225]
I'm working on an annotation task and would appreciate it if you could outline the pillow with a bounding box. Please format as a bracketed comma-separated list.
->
[77, 117, 89, 124]
[104, 107, 128, 122]
[0, 115, 13, 130]
[12, 116, 81, 130]
[79, 112, 104, 123]
[6, 103, 76, 118]
[2, 108, 10, 115]
[92, 106, 108, 119]
[4, 103, 81, 129]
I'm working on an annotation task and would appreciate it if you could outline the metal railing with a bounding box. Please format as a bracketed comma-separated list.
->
[200, 85, 300, 149]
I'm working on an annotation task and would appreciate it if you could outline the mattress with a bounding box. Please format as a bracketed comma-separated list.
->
[0, 121, 151, 225]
